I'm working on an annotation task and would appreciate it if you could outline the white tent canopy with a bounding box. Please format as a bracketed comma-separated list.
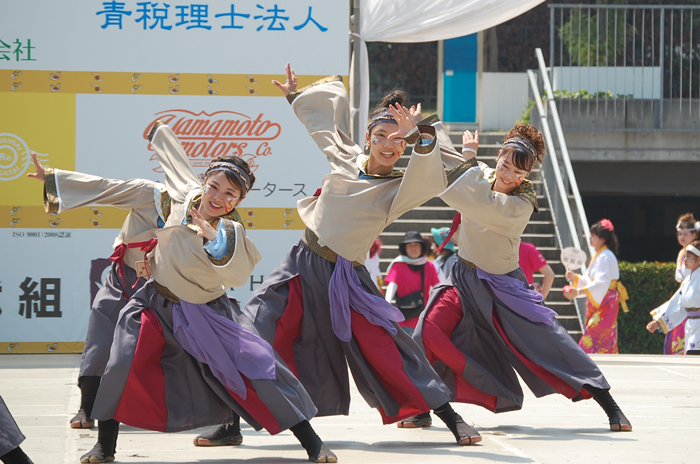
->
[350, 0, 546, 140]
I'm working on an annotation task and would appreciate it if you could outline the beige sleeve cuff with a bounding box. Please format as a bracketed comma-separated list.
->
[446, 158, 478, 187]
[411, 125, 437, 155]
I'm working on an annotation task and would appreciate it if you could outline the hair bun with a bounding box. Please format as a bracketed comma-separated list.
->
[379, 89, 406, 109]
[504, 122, 546, 163]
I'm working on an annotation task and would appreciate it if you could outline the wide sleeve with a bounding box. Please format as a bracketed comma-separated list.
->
[289, 77, 362, 174]
[207, 219, 262, 288]
[652, 286, 686, 333]
[149, 124, 201, 203]
[43, 167, 158, 215]
[572, 254, 615, 307]
[440, 163, 534, 237]
[386, 126, 447, 220]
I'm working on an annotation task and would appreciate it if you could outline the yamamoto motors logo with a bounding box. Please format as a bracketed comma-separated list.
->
[0, 133, 48, 181]
[143, 110, 281, 172]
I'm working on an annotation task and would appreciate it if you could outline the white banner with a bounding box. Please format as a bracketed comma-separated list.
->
[0, 0, 349, 353]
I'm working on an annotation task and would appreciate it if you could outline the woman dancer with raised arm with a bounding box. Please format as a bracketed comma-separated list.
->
[229, 63, 475, 446]
[30, 122, 335, 463]
[26, 147, 168, 431]
[404, 123, 632, 435]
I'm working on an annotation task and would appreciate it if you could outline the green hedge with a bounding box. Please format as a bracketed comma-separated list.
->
[618, 261, 679, 354]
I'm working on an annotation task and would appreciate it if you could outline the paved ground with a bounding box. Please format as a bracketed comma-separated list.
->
[1, 353, 698, 464]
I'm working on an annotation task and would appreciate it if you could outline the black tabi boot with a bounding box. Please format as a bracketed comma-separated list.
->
[397, 412, 432, 428]
[433, 402, 482, 445]
[290, 420, 337, 463]
[193, 414, 243, 446]
[71, 376, 100, 429]
[584, 385, 633, 432]
[0, 447, 34, 464]
[80, 419, 119, 463]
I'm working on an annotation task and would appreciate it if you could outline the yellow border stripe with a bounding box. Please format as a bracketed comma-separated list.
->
[0, 342, 85, 354]
[2, 205, 305, 230]
[1, 70, 348, 96]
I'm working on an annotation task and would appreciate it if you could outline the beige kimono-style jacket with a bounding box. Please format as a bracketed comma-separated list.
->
[147, 124, 261, 304]
[288, 76, 447, 264]
[440, 159, 538, 275]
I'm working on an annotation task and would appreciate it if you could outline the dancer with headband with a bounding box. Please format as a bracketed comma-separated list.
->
[647, 240, 700, 355]
[213, 63, 476, 447]
[651, 213, 700, 354]
[402, 123, 632, 436]
[30, 123, 333, 463]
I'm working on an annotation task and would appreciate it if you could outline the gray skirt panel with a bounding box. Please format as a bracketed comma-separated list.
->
[244, 240, 451, 419]
[80, 263, 143, 378]
[93, 281, 317, 433]
[415, 260, 609, 410]
[0, 395, 25, 456]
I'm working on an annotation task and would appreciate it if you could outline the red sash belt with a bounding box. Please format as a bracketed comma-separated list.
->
[109, 239, 159, 295]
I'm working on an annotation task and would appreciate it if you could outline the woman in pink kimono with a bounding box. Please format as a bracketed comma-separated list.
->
[565, 219, 628, 354]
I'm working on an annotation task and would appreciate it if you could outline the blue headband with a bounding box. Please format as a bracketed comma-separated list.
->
[205, 162, 251, 193]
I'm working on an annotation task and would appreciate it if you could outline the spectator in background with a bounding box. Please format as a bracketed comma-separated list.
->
[652, 213, 700, 355]
[385, 231, 440, 333]
[366, 238, 384, 292]
[519, 241, 555, 299]
[432, 226, 459, 282]
[647, 240, 700, 355]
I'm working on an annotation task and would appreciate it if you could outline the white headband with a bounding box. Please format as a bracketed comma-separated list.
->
[686, 245, 700, 257]
[676, 220, 700, 232]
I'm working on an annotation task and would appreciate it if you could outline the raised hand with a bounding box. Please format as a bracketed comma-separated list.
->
[26, 152, 45, 182]
[190, 208, 217, 241]
[271, 62, 298, 96]
[462, 130, 479, 160]
[409, 103, 423, 123]
[388, 103, 417, 140]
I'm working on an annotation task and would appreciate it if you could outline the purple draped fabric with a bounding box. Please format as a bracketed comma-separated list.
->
[686, 310, 700, 318]
[172, 300, 276, 400]
[477, 268, 558, 327]
[328, 255, 405, 342]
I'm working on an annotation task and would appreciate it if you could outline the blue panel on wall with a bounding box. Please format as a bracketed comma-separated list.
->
[443, 34, 478, 123]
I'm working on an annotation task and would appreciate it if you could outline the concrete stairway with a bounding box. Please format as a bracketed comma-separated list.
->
[379, 131, 582, 341]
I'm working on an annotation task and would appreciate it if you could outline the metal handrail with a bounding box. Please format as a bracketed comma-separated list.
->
[528, 48, 594, 329]
[527, 71, 581, 254]
[535, 48, 593, 258]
